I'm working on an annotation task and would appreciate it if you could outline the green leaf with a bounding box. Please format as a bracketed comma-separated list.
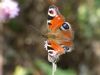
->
[35, 60, 77, 75]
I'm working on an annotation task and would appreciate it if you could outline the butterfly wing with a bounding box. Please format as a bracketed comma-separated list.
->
[44, 40, 64, 63]
[45, 5, 74, 63]
[58, 22, 74, 52]
[47, 5, 64, 32]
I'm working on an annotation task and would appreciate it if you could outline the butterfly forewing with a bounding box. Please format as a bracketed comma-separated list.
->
[47, 5, 65, 32]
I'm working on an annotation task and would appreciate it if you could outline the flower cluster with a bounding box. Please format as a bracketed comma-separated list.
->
[0, 0, 20, 21]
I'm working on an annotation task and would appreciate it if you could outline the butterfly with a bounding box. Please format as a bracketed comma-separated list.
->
[44, 5, 74, 63]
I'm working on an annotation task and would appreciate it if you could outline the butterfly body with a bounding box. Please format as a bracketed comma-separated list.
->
[44, 5, 73, 63]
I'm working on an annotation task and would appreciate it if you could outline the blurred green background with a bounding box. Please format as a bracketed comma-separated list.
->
[0, 0, 100, 75]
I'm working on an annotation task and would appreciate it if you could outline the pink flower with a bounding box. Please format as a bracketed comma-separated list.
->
[0, 0, 20, 21]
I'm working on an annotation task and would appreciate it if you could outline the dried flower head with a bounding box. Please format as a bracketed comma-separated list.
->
[0, 0, 20, 21]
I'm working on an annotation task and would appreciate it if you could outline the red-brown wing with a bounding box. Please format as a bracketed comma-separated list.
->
[48, 15, 64, 32]
[48, 39, 65, 54]
[47, 5, 65, 32]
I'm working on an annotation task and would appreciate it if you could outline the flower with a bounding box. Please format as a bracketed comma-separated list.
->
[0, 0, 20, 21]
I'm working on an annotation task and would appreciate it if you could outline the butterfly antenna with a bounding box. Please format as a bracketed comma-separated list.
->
[28, 25, 48, 39]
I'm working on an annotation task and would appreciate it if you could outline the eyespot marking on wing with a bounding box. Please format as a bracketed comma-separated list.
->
[62, 45, 72, 53]
[60, 22, 72, 31]
[48, 6, 57, 17]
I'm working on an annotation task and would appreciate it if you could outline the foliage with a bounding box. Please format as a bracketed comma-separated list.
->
[35, 60, 77, 75]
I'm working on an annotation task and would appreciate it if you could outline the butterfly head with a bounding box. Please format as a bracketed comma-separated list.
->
[47, 5, 65, 32]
